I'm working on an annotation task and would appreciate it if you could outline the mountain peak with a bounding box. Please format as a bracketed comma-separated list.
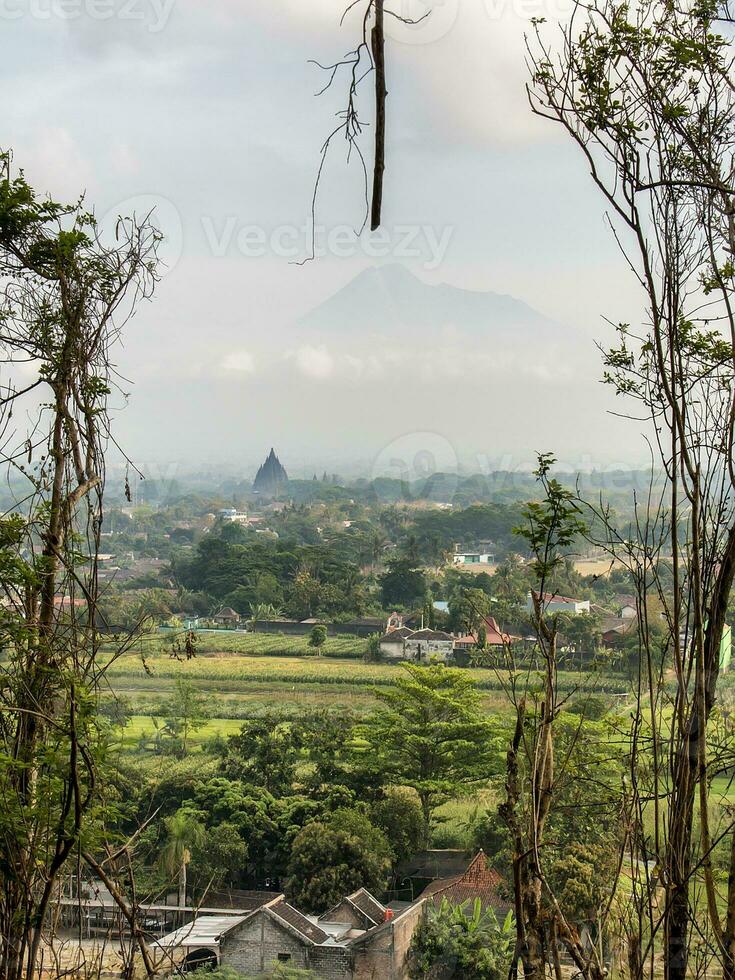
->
[298, 264, 563, 340]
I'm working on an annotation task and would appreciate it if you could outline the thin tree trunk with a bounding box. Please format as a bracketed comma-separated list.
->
[370, 0, 386, 230]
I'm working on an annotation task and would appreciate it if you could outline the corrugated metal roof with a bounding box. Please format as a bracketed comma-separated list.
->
[155, 914, 249, 949]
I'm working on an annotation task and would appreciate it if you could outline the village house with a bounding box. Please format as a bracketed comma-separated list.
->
[153, 854, 504, 979]
[379, 626, 414, 661]
[154, 891, 422, 979]
[378, 626, 454, 663]
[526, 591, 591, 615]
[452, 542, 495, 566]
[419, 850, 511, 919]
[213, 606, 241, 628]
[404, 628, 454, 663]
[613, 594, 638, 619]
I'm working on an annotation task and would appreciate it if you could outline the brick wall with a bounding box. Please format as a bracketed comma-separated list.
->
[308, 946, 354, 979]
[220, 915, 309, 975]
[352, 902, 425, 980]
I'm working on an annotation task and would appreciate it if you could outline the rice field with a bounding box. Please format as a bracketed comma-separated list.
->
[119, 630, 366, 659]
[107, 650, 630, 694]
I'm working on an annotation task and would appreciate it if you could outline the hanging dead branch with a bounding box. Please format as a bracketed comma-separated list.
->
[302, 0, 430, 259]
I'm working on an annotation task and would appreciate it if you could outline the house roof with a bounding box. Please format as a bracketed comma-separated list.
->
[408, 629, 453, 641]
[155, 914, 249, 950]
[420, 851, 509, 915]
[269, 898, 329, 945]
[532, 592, 585, 605]
[215, 606, 240, 618]
[380, 630, 409, 643]
[614, 594, 637, 608]
[345, 888, 386, 926]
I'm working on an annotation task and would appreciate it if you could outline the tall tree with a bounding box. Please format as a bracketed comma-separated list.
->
[159, 809, 206, 908]
[362, 664, 499, 840]
[529, 5, 735, 976]
[0, 150, 158, 980]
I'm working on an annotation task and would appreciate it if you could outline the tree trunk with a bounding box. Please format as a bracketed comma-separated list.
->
[370, 0, 386, 230]
[178, 861, 187, 909]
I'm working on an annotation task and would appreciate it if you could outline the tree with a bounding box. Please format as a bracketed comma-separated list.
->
[529, 4, 735, 975]
[285, 811, 391, 913]
[407, 898, 514, 980]
[308, 624, 328, 655]
[448, 588, 493, 634]
[162, 678, 211, 756]
[365, 632, 382, 662]
[0, 151, 159, 979]
[499, 457, 613, 980]
[379, 558, 427, 608]
[371, 787, 424, 864]
[361, 664, 500, 840]
[223, 715, 301, 795]
[159, 808, 206, 908]
[189, 822, 249, 897]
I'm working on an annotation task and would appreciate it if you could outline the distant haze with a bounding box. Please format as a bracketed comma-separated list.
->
[3, 1, 653, 476]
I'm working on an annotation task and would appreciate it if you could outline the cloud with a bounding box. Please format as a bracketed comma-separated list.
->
[221, 350, 256, 373]
[21, 127, 96, 200]
[293, 346, 335, 380]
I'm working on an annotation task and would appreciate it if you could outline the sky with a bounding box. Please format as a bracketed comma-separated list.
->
[2, 0, 654, 481]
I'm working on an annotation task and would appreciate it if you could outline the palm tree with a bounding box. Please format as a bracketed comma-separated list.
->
[247, 602, 281, 629]
[159, 809, 205, 908]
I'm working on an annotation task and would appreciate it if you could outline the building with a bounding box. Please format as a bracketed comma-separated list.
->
[213, 607, 241, 628]
[613, 594, 638, 619]
[154, 891, 424, 979]
[379, 626, 414, 661]
[526, 591, 591, 615]
[418, 851, 510, 919]
[452, 541, 495, 565]
[379, 626, 454, 663]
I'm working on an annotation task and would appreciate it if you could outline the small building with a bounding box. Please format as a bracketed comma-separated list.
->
[419, 851, 510, 919]
[154, 892, 424, 979]
[379, 626, 414, 661]
[453, 550, 495, 566]
[527, 591, 591, 615]
[613, 594, 638, 619]
[404, 628, 454, 663]
[213, 607, 241, 628]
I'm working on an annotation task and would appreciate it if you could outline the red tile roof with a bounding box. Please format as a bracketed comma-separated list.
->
[420, 852, 509, 916]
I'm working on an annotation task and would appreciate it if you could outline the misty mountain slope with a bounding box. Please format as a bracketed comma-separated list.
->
[298, 264, 575, 344]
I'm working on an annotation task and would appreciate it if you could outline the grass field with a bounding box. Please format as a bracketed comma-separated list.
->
[106, 650, 631, 724]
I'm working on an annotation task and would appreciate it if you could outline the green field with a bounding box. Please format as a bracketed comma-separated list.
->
[106, 647, 630, 723]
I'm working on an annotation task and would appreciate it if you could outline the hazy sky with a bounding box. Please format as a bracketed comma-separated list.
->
[3, 0, 653, 480]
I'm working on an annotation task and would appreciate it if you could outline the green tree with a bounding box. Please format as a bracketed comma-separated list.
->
[223, 715, 301, 795]
[448, 588, 492, 634]
[308, 624, 328, 655]
[407, 898, 514, 980]
[163, 678, 211, 756]
[160, 808, 206, 907]
[0, 152, 159, 979]
[361, 664, 499, 840]
[189, 822, 249, 896]
[365, 632, 382, 662]
[379, 558, 427, 608]
[285, 813, 391, 913]
[371, 787, 424, 863]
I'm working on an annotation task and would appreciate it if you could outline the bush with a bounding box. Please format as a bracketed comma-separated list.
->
[407, 899, 513, 979]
